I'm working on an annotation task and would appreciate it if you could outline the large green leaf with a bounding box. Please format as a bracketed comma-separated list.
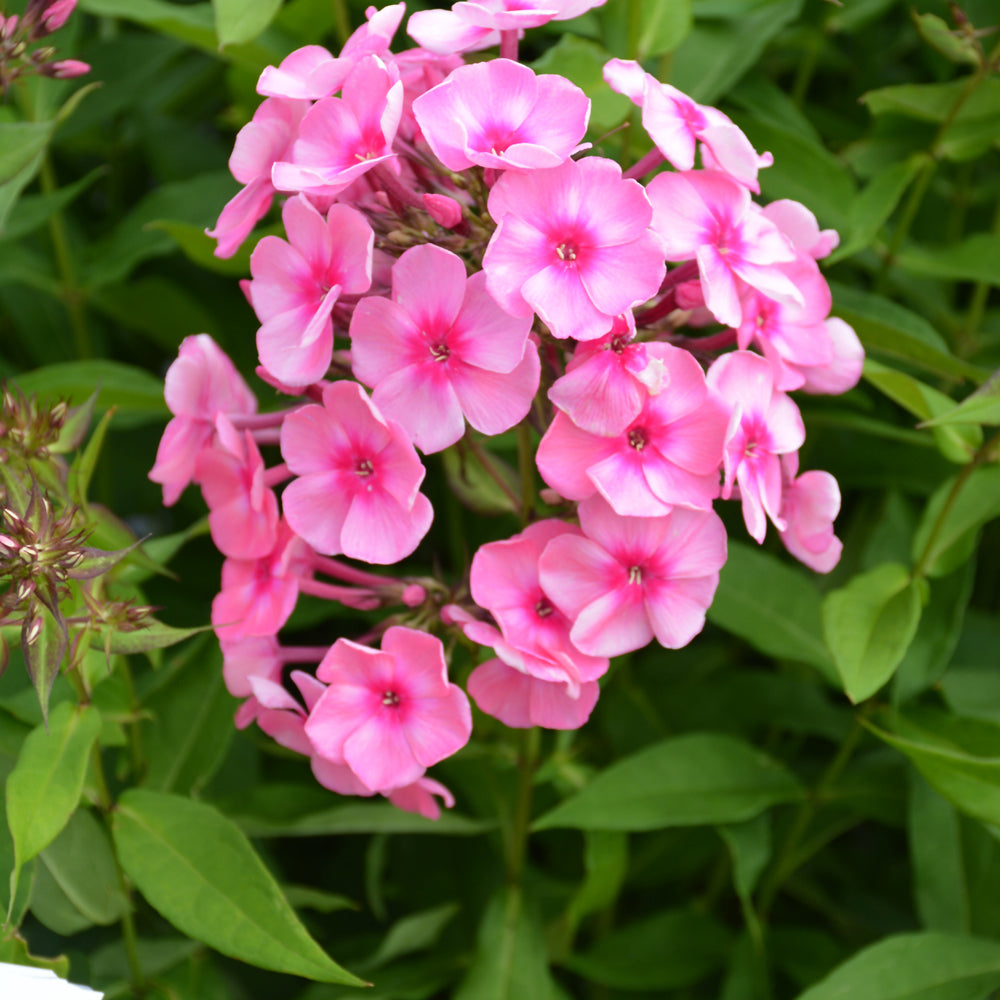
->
[533, 733, 802, 831]
[909, 772, 968, 934]
[0, 123, 53, 186]
[111, 789, 366, 985]
[214, 0, 284, 47]
[863, 359, 982, 464]
[454, 888, 558, 1000]
[822, 562, 923, 703]
[5, 703, 101, 897]
[635, 0, 693, 59]
[830, 283, 987, 384]
[671, 0, 804, 105]
[912, 466, 1000, 578]
[707, 541, 835, 678]
[868, 711, 1000, 828]
[922, 369, 1000, 429]
[12, 360, 167, 429]
[564, 908, 731, 991]
[794, 931, 1000, 1000]
[899, 235, 1000, 288]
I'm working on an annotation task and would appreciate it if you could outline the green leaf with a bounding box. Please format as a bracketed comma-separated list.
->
[0, 123, 54, 186]
[21, 602, 68, 724]
[670, 0, 804, 105]
[442, 446, 518, 516]
[0, 168, 104, 244]
[0, 932, 69, 978]
[214, 0, 284, 47]
[78, 0, 219, 54]
[828, 155, 929, 263]
[564, 831, 628, 939]
[365, 903, 460, 970]
[141, 641, 235, 795]
[90, 620, 206, 657]
[861, 77, 1000, 124]
[909, 771, 968, 934]
[830, 283, 987, 384]
[232, 800, 492, 837]
[563, 908, 731, 991]
[730, 110, 854, 231]
[913, 12, 980, 65]
[793, 931, 1000, 1000]
[145, 219, 254, 276]
[111, 789, 366, 985]
[720, 813, 771, 903]
[822, 562, 923, 703]
[533, 733, 802, 831]
[13, 360, 167, 430]
[868, 710, 1000, 828]
[6, 702, 101, 887]
[707, 541, 835, 679]
[531, 36, 631, 134]
[863, 359, 982, 464]
[636, 0, 692, 58]
[921, 368, 1000, 429]
[37, 807, 128, 928]
[899, 234, 1000, 288]
[912, 466, 1000, 578]
[454, 887, 558, 1000]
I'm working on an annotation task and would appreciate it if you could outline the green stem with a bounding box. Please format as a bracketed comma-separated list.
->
[957, 194, 1000, 357]
[505, 727, 540, 885]
[912, 427, 1000, 580]
[791, 31, 822, 109]
[758, 718, 866, 919]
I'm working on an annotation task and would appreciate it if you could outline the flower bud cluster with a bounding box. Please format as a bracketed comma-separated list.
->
[152, 0, 862, 819]
[0, 0, 88, 94]
[0, 384, 153, 710]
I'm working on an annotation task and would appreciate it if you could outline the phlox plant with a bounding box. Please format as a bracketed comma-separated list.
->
[151, 0, 860, 820]
[4, 0, 1000, 997]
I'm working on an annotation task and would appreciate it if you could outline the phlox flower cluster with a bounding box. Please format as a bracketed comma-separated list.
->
[151, 0, 861, 819]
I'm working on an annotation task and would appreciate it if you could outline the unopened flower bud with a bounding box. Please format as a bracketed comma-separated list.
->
[18, 544, 38, 564]
[0, 14, 18, 40]
[401, 584, 427, 607]
[40, 58, 89, 79]
[422, 193, 464, 230]
[0, 533, 17, 555]
[40, 0, 77, 34]
[15, 579, 35, 602]
[49, 400, 68, 425]
[24, 615, 43, 645]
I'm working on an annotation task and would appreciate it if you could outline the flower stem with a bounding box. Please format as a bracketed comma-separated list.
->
[505, 726, 541, 884]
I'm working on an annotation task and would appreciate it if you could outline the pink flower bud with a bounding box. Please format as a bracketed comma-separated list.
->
[422, 193, 463, 229]
[41, 58, 90, 79]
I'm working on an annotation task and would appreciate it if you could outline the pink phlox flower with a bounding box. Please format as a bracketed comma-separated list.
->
[762, 199, 839, 260]
[548, 313, 670, 436]
[385, 776, 456, 820]
[797, 318, 864, 395]
[483, 156, 666, 341]
[466, 521, 610, 691]
[467, 657, 600, 729]
[537, 342, 728, 515]
[409, 0, 606, 53]
[603, 59, 771, 192]
[413, 59, 589, 172]
[777, 453, 843, 573]
[280, 380, 433, 564]
[149, 335, 257, 506]
[736, 252, 834, 392]
[394, 47, 464, 141]
[207, 97, 309, 258]
[350, 244, 538, 453]
[646, 169, 799, 329]
[707, 350, 805, 543]
[196, 414, 280, 559]
[271, 55, 403, 197]
[256, 5, 405, 100]
[539, 494, 727, 657]
[212, 519, 313, 641]
[249, 195, 374, 386]
[220, 635, 283, 700]
[305, 626, 472, 793]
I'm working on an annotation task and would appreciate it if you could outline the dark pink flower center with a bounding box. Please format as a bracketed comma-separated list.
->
[381, 690, 400, 707]
[628, 565, 643, 585]
[429, 342, 450, 362]
[555, 241, 579, 263]
[535, 597, 554, 618]
[355, 458, 375, 477]
[628, 427, 648, 451]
